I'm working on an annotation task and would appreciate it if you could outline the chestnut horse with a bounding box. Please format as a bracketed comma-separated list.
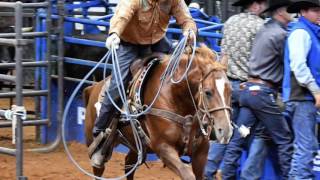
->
[83, 45, 233, 180]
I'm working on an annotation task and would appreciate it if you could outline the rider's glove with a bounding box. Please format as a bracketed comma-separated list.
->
[105, 33, 120, 50]
[183, 29, 196, 45]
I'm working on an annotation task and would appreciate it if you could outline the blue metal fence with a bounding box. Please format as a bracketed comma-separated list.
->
[35, 0, 320, 179]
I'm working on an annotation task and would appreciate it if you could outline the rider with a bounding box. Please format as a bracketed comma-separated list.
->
[90, 0, 197, 168]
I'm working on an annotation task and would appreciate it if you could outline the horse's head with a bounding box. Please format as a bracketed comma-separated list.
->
[190, 45, 233, 144]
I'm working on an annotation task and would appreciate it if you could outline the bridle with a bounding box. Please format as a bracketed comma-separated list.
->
[187, 68, 232, 136]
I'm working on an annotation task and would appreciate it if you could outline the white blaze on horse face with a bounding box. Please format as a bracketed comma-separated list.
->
[215, 77, 233, 143]
[215, 78, 230, 121]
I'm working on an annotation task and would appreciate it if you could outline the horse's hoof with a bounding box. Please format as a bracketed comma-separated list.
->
[90, 148, 105, 168]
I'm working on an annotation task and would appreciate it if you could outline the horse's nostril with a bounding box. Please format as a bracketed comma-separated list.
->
[218, 128, 223, 135]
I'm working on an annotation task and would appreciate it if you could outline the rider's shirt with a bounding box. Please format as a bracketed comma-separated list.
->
[221, 12, 264, 81]
[109, 0, 197, 45]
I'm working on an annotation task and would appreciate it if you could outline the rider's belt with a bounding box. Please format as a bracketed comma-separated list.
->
[247, 77, 276, 89]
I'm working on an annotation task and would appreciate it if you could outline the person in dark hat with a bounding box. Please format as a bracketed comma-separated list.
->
[282, 0, 320, 179]
[204, 0, 268, 179]
[220, 0, 295, 179]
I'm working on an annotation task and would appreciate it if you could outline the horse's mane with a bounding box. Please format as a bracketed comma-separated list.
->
[161, 44, 226, 73]
[192, 44, 226, 71]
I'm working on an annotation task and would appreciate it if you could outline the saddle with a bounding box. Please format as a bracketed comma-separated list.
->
[96, 53, 163, 117]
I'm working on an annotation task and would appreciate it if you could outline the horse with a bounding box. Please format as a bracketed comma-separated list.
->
[83, 45, 233, 180]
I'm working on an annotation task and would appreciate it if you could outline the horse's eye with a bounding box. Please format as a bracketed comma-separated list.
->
[204, 90, 213, 98]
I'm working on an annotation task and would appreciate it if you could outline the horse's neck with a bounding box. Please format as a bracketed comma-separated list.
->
[164, 76, 198, 116]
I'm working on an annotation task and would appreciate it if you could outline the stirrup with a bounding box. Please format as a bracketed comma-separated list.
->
[88, 129, 112, 158]
[90, 147, 105, 168]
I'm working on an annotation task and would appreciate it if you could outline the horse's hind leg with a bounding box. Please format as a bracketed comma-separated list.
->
[125, 150, 138, 180]
[157, 143, 195, 180]
[93, 166, 105, 179]
[191, 139, 209, 180]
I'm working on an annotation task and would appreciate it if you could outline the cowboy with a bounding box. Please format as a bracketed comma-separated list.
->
[221, 0, 294, 179]
[90, 0, 197, 168]
[204, 0, 268, 179]
[282, 0, 320, 179]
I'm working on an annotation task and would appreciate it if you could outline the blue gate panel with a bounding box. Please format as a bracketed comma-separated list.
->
[43, 81, 86, 144]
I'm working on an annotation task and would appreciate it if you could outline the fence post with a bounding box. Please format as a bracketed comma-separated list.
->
[57, 0, 65, 146]
[14, 2, 27, 180]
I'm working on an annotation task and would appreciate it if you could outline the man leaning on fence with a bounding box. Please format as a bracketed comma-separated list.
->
[89, 0, 197, 168]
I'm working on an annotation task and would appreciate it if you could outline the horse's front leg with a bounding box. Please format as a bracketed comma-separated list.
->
[157, 143, 195, 180]
[92, 166, 105, 179]
[124, 150, 138, 180]
[191, 138, 209, 180]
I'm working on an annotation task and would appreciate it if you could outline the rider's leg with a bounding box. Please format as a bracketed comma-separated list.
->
[93, 41, 140, 136]
[90, 41, 140, 168]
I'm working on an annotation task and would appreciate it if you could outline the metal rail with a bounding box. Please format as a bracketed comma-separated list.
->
[0, 1, 51, 179]
[0, 32, 48, 38]
[0, 74, 16, 82]
[0, 90, 48, 98]
[0, 119, 50, 128]
[0, 61, 49, 69]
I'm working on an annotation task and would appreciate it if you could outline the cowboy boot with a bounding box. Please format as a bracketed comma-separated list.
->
[89, 101, 115, 168]
[90, 118, 119, 168]
[90, 145, 105, 168]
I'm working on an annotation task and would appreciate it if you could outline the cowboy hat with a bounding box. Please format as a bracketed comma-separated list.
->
[232, 0, 265, 6]
[263, 0, 292, 12]
[287, 0, 320, 13]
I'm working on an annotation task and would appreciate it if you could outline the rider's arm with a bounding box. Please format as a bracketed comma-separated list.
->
[171, 0, 197, 34]
[109, 0, 139, 36]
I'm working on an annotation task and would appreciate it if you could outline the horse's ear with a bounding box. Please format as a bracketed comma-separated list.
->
[220, 54, 228, 70]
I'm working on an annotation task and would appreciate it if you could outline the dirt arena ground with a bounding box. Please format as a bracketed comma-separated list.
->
[0, 98, 179, 180]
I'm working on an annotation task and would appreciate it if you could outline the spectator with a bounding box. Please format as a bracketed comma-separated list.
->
[221, 0, 294, 179]
[204, 0, 268, 179]
[282, 0, 320, 179]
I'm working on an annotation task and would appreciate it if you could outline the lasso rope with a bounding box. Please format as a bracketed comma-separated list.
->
[62, 30, 197, 180]
[105, 30, 197, 116]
